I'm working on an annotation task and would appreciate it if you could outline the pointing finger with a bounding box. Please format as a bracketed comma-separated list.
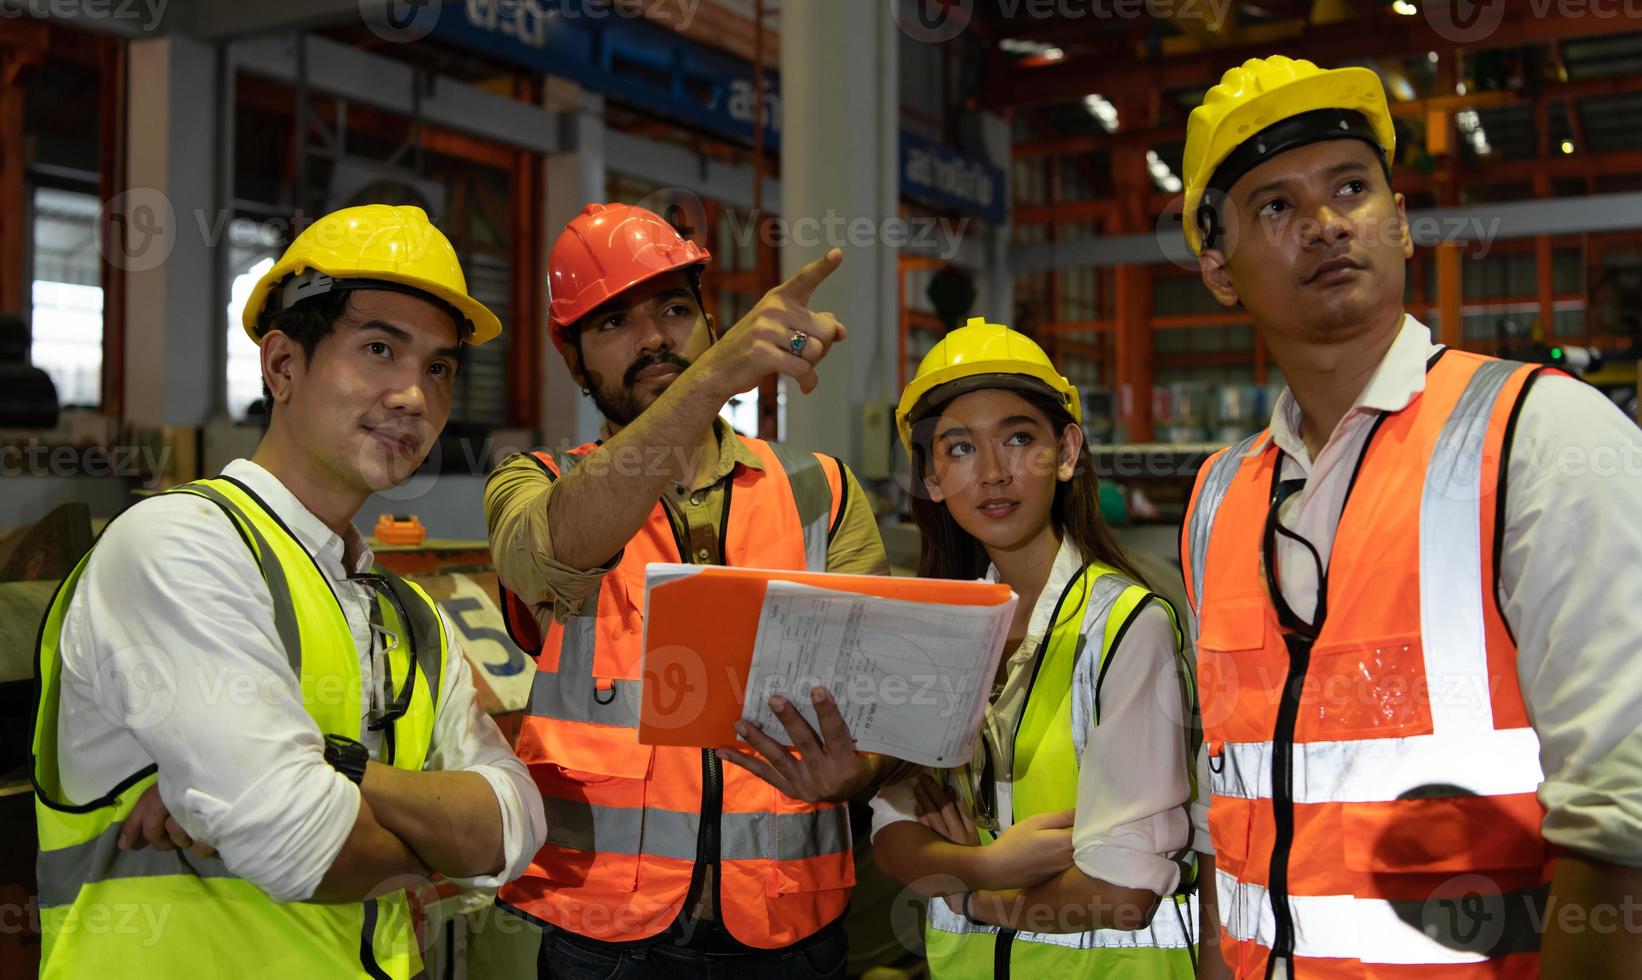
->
[775, 248, 843, 307]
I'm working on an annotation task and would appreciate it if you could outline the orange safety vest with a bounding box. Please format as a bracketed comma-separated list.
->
[497, 434, 856, 949]
[1181, 349, 1555, 978]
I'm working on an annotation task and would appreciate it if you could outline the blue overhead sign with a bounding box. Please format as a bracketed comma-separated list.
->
[434, 2, 1007, 224]
[433, 0, 780, 149]
[900, 131, 1007, 226]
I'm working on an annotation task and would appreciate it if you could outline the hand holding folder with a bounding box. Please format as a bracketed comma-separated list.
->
[640, 564, 1017, 766]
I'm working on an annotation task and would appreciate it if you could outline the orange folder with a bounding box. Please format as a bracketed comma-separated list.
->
[639, 565, 1014, 747]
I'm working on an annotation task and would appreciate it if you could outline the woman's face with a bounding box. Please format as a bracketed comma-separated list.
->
[920, 388, 1082, 553]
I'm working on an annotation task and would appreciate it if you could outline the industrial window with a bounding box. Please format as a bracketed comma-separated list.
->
[30, 187, 103, 409]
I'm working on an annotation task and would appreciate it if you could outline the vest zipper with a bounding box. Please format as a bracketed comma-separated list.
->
[1260, 418, 1385, 975]
[989, 569, 1085, 979]
[1265, 635, 1310, 974]
[663, 489, 726, 928]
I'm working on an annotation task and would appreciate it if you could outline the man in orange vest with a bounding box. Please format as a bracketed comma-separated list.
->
[1179, 57, 1642, 977]
[485, 203, 893, 978]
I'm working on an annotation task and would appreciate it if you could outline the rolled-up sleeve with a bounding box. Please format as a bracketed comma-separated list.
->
[1071, 603, 1194, 895]
[483, 452, 620, 625]
[824, 465, 891, 576]
[868, 778, 923, 842]
[1501, 376, 1642, 866]
[424, 623, 547, 888]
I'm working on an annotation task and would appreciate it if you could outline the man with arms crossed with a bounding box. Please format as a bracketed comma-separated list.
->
[34, 205, 547, 978]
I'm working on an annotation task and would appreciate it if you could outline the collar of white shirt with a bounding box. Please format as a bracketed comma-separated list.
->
[986, 536, 1086, 645]
[219, 458, 376, 577]
[1260, 313, 1441, 467]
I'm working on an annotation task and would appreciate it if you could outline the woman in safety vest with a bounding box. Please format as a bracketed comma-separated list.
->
[870, 317, 1202, 979]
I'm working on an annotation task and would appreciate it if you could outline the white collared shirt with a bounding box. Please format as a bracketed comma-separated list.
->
[55, 458, 546, 902]
[870, 538, 1195, 896]
[1192, 314, 1642, 866]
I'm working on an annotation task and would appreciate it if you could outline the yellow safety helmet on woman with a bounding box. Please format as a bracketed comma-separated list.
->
[1181, 55, 1396, 255]
[241, 204, 504, 345]
[896, 317, 1080, 454]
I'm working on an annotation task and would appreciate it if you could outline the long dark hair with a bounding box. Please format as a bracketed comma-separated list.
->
[909, 386, 1151, 592]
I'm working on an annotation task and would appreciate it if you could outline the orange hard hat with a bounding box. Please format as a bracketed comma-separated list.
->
[547, 202, 712, 352]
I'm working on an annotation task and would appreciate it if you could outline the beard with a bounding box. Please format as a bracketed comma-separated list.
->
[589, 351, 694, 426]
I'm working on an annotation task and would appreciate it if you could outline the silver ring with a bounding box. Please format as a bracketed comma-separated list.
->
[789, 331, 809, 357]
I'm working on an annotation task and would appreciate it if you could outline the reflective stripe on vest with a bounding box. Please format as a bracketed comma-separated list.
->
[1216, 869, 1547, 963]
[1184, 433, 1260, 613]
[926, 564, 1200, 976]
[928, 888, 1199, 951]
[542, 801, 850, 861]
[505, 436, 853, 950]
[1418, 358, 1520, 737]
[1186, 351, 1550, 974]
[1210, 728, 1544, 804]
[33, 476, 446, 980]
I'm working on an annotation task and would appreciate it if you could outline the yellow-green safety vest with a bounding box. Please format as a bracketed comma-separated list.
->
[924, 562, 1201, 980]
[32, 476, 448, 979]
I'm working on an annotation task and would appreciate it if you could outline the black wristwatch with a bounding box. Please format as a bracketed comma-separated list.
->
[323, 734, 369, 785]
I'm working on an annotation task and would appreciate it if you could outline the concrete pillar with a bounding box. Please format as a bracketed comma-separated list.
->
[779, 0, 898, 468]
[121, 35, 221, 427]
[979, 111, 1014, 325]
[540, 82, 607, 449]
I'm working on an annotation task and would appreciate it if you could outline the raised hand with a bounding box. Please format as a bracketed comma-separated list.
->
[695, 248, 847, 397]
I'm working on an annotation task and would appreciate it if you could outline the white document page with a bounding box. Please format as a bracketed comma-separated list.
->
[739, 581, 1018, 767]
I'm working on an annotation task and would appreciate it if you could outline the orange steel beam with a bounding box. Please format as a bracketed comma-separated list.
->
[1534, 98, 1556, 338]
[1435, 243, 1464, 348]
[507, 73, 543, 431]
[0, 47, 34, 319]
[1112, 142, 1154, 442]
[1042, 319, 1115, 334]
[1153, 311, 1254, 329]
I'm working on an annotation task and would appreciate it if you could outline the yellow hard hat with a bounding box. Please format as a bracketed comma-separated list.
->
[241, 204, 503, 345]
[896, 317, 1080, 453]
[1182, 56, 1396, 255]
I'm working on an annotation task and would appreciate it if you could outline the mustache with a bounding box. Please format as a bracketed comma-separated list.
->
[624, 352, 693, 388]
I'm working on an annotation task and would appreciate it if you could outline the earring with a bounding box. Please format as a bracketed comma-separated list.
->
[580, 388, 590, 397]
